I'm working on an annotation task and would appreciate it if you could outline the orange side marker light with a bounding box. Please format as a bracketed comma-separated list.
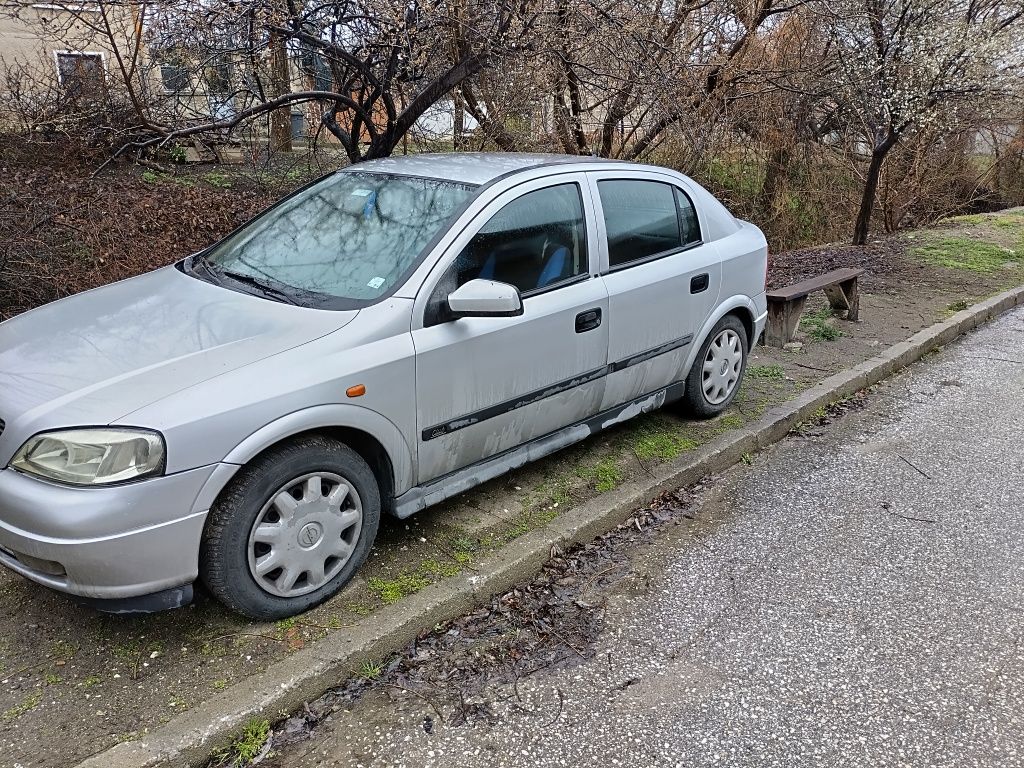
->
[346, 384, 366, 398]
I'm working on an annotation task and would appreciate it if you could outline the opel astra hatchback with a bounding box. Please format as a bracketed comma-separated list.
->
[0, 153, 767, 619]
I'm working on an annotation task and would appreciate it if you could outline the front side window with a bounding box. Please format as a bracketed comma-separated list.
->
[451, 183, 588, 295]
[200, 172, 476, 307]
[598, 179, 701, 269]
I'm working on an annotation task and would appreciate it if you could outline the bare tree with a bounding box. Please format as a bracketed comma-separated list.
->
[1, 0, 540, 163]
[820, 0, 1024, 244]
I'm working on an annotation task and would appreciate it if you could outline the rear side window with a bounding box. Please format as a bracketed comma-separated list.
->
[451, 183, 588, 295]
[598, 180, 701, 269]
[675, 188, 701, 245]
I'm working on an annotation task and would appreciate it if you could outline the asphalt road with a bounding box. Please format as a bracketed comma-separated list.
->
[279, 306, 1024, 768]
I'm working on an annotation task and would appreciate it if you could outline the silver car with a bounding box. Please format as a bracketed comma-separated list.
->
[0, 153, 767, 618]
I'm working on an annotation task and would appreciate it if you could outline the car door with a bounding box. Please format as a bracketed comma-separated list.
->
[411, 174, 609, 484]
[586, 171, 722, 409]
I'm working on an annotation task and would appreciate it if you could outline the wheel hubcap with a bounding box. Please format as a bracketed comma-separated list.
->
[247, 472, 363, 598]
[701, 329, 743, 405]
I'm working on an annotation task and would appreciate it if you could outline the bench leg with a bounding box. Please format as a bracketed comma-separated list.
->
[823, 284, 849, 313]
[765, 297, 806, 347]
[823, 277, 860, 321]
[843, 277, 860, 321]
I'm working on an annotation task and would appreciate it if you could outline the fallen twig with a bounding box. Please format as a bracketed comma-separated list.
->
[897, 453, 933, 480]
[574, 564, 623, 608]
[791, 361, 831, 372]
[545, 626, 586, 658]
[881, 503, 936, 524]
[542, 688, 565, 727]
[388, 683, 445, 722]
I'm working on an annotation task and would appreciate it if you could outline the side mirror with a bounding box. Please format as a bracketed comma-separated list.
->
[447, 279, 523, 319]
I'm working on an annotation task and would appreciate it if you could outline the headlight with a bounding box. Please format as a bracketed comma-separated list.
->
[11, 428, 165, 486]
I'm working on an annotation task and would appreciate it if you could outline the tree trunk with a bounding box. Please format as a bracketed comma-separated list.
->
[852, 135, 898, 246]
[268, 30, 293, 153]
[462, 84, 518, 151]
[453, 87, 465, 150]
[758, 144, 793, 213]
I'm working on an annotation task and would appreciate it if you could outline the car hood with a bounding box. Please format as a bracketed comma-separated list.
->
[0, 266, 356, 457]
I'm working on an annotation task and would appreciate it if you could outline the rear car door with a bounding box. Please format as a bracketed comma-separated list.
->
[412, 175, 609, 483]
[586, 171, 722, 409]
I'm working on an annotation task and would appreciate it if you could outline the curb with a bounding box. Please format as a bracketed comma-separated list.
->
[76, 286, 1024, 768]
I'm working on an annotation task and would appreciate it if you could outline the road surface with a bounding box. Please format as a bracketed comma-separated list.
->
[276, 306, 1024, 768]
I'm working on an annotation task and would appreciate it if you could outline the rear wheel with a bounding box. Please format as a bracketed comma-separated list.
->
[682, 315, 749, 418]
[200, 436, 380, 620]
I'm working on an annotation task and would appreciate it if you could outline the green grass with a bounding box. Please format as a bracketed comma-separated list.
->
[367, 572, 432, 604]
[216, 718, 270, 766]
[275, 617, 298, 635]
[747, 363, 785, 380]
[632, 428, 698, 461]
[420, 557, 461, 578]
[2, 692, 41, 721]
[992, 215, 1024, 232]
[800, 307, 843, 341]
[912, 236, 1021, 274]
[203, 171, 233, 189]
[942, 213, 988, 225]
[579, 457, 623, 492]
[358, 659, 384, 680]
[345, 601, 373, 616]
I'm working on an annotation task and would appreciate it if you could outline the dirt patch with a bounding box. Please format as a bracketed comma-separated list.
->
[0, 137, 318, 320]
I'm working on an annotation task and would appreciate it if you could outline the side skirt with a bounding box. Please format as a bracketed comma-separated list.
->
[392, 381, 687, 519]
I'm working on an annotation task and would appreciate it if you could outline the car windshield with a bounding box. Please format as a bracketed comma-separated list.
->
[200, 171, 477, 307]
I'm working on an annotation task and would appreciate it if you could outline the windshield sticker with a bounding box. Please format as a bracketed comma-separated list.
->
[362, 190, 377, 220]
[351, 188, 374, 197]
[367, 277, 385, 289]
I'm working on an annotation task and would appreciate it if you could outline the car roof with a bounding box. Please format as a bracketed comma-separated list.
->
[350, 152, 624, 186]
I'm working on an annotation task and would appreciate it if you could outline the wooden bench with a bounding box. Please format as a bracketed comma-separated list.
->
[764, 267, 864, 347]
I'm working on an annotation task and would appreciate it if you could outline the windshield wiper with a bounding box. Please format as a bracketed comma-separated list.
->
[217, 269, 301, 306]
[188, 252, 223, 284]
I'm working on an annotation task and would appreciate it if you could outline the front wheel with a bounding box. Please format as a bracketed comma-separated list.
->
[681, 315, 749, 418]
[200, 436, 381, 620]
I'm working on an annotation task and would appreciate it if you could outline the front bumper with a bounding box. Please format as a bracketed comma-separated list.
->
[0, 465, 216, 600]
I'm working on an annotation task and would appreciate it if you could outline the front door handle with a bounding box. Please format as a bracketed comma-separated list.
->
[691, 273, 710, 294]
[575, 308, 602, 333]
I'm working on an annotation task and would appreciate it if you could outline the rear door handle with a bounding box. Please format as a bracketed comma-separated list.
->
[690, 273, 710, 294]
[575, 308, 602, 333]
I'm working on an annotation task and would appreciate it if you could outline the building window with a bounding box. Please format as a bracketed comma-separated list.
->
[160, 64, 189, 93]
[55, 52, 104, 99]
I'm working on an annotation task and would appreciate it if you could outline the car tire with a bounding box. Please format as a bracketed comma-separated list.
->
[200, 435, 381, 620]
[681, 315, 749, 418]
